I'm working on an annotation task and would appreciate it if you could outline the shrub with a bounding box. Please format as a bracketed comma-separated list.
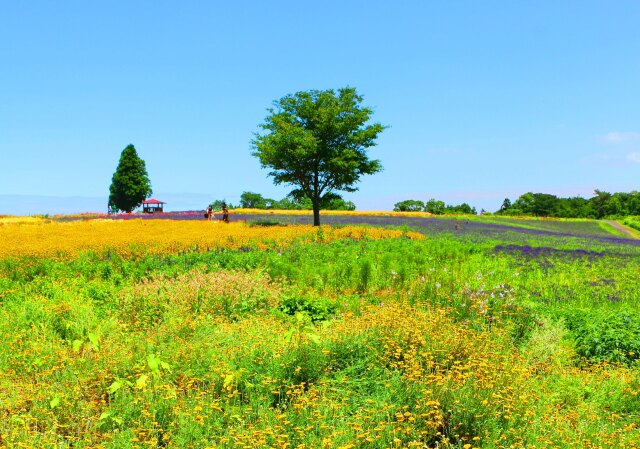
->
[248, 219, 284, 227]
[278, 295, 337, 323]
[521, 318, 575, 370]
[563, 309, 640, 363]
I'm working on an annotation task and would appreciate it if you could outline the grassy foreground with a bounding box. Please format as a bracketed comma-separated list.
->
[1, 217, 640, 448]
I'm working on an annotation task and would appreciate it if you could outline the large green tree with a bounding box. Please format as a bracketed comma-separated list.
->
[108, 144, 152, 213]
[251, 87, 386, 226]
[394, 199, 425, 212]
[240, 191, 268, 209]
[425, 198, 446, 215]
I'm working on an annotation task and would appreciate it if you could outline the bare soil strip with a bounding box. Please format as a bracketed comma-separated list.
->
[605, 220, 640, 239]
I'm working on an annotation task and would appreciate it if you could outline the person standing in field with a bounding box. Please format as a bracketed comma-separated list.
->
[207, 205, 213, 221]
[221, 202, 229, 223]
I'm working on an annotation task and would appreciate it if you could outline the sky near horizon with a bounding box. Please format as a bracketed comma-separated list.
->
[1, 1, 639, 215]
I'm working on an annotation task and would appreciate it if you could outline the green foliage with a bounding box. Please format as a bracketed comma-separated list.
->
[248, 219, 284, 227]
[278, 295, 338, 323]
[273, 195, 312, 210]
[521, 318, 575, 368]
[394, 199, 477, 214]
[425, 198, 446, 215]
[209, 199, 235, 210]
[240, 191, 356, 211]
[563, 309, 640, 363]
[323, 195, 356, 211]
[444, 202, 476, 215]
[508, 192, 559, 217]
[252, 87, 385, 225]
[108, 144, 152, 213]
[623, 216, 640, 231]
[393, 199, 424, 212]
[240, 191, 270, 209]
[498, 189, 640, 218]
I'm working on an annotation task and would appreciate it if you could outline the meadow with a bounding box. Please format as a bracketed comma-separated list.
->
[1, 213, 639, 448]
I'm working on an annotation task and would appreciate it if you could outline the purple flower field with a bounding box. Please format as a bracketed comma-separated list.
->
[230, 213, 640, 249]
[106, 210, 640, 254]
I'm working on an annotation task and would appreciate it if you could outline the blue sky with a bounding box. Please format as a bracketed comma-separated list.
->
[1, 1, 639, 215]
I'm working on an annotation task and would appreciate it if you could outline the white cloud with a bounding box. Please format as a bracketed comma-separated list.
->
[601, 131, 640, 144]
[628, 152, 640, 163]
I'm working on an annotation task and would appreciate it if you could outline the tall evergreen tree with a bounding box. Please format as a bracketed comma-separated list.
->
[499, 198, 512, 212]
[108, 144, 152, 213]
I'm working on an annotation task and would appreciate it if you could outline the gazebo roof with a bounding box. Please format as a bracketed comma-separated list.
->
[143, 198, 165, 205]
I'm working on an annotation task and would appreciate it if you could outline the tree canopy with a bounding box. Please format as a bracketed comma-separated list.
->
[393, 198, 477, 215]
[239, 191, 355, 211]
[497, 190, 640, 218]
[251, 87, 385, 226]
[108, 144, 152, 213]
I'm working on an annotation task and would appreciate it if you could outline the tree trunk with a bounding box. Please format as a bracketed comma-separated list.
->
[312, 202, 321, 227]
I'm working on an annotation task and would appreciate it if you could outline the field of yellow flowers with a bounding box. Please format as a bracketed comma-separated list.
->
[0, 218, 423, 260]
[1, 217, 640, 448]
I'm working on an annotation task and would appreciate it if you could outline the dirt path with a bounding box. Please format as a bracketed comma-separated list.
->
[605, 220, 640, 239]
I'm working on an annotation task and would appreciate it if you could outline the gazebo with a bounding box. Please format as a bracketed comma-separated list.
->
[142, 198, 166, 214]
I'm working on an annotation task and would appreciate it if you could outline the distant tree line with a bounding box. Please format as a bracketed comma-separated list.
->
[497, 190, 640, 218]
[393, 198, 477, 215]
[210, 191, 356, 211]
